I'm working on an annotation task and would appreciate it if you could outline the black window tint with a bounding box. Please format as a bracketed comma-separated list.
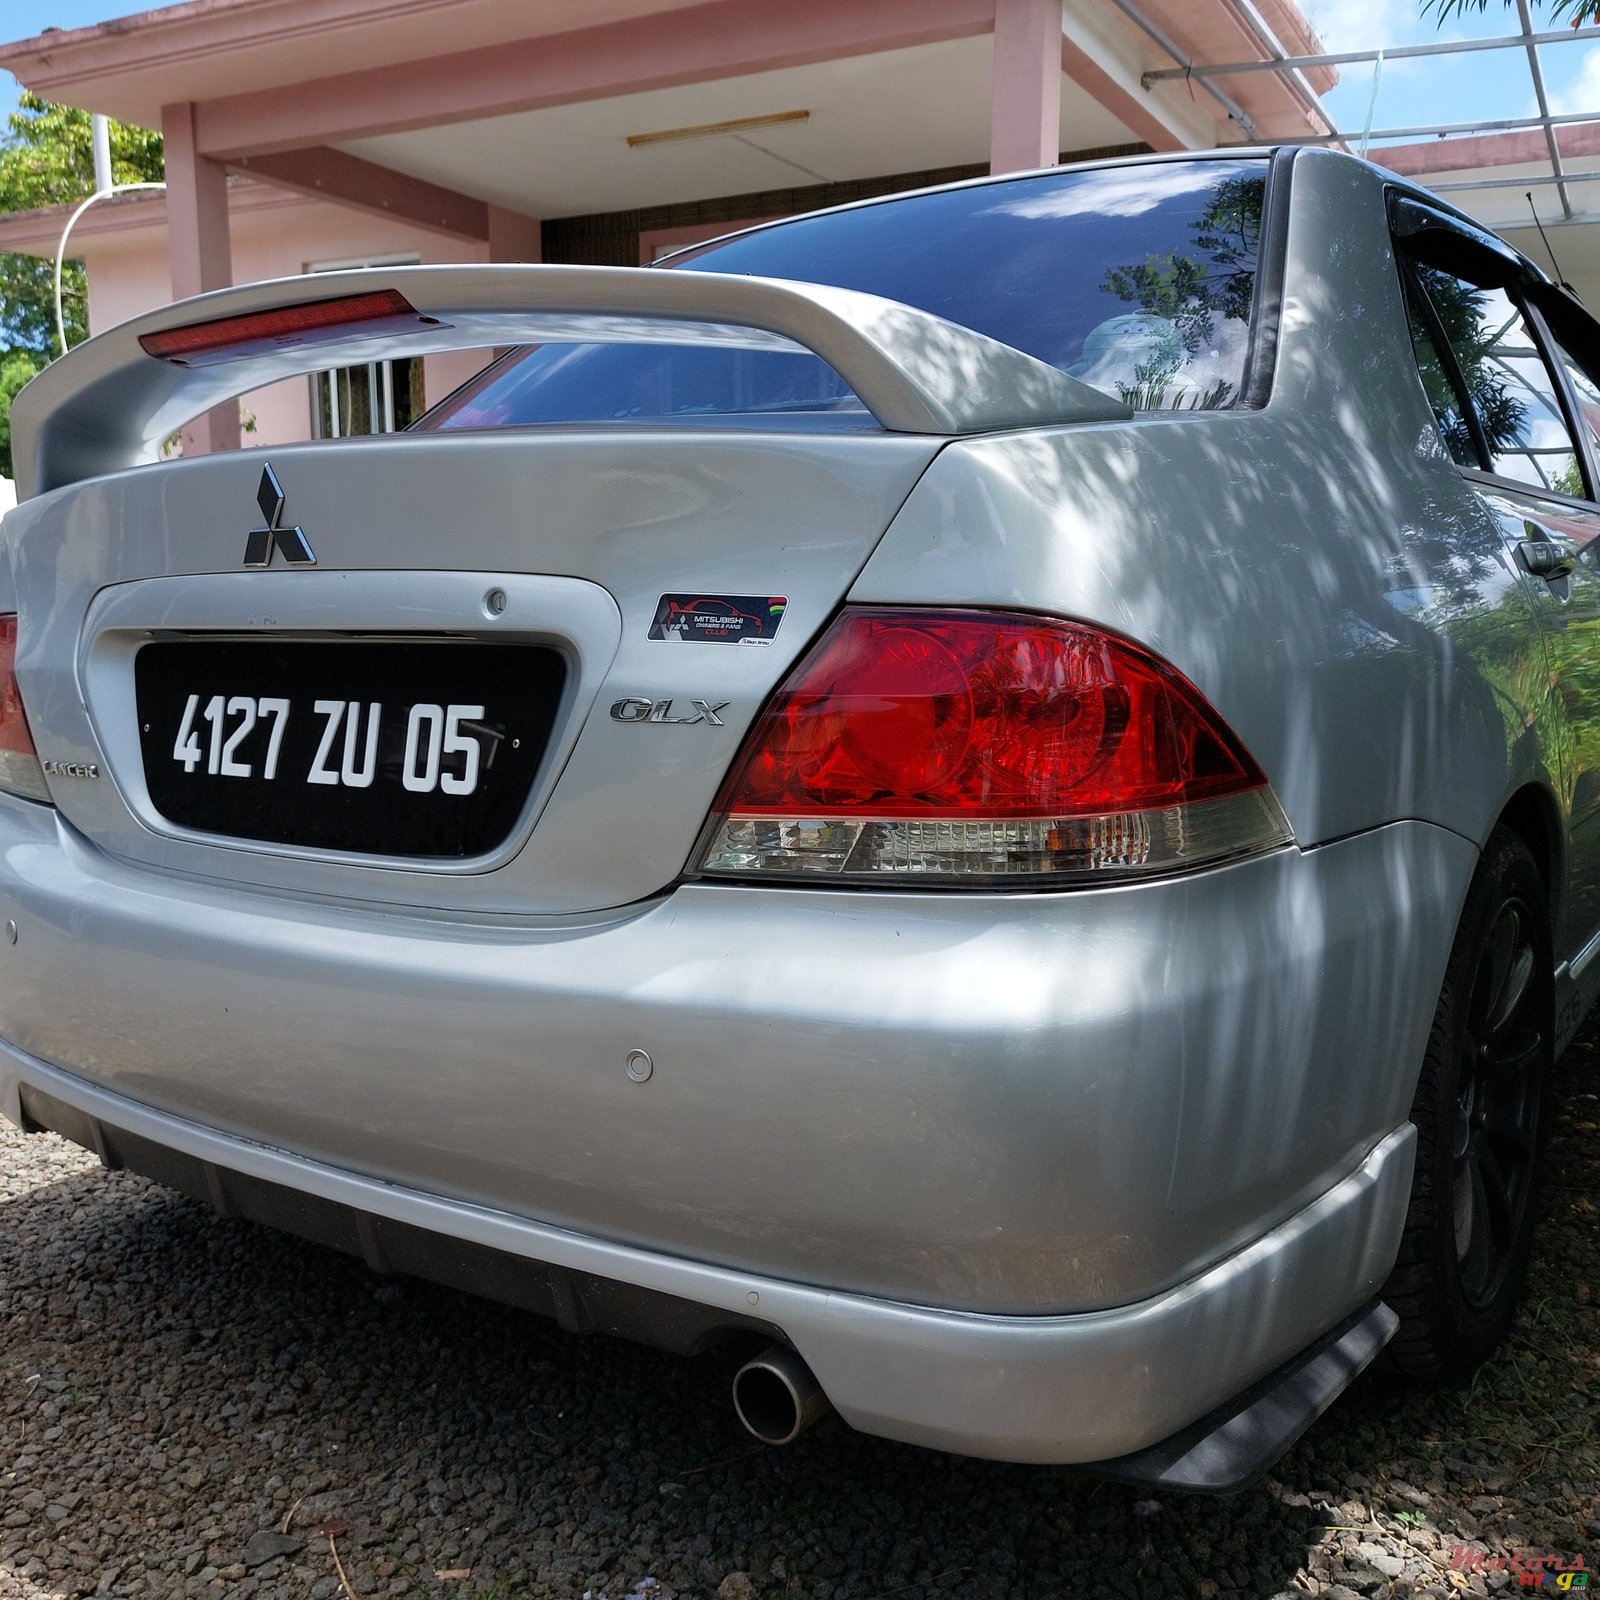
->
[1402, 285, 1479, 468]
[1543, 325, 1600, 500]
[1413, 264, 1583, 496]
[422, 159, 1268, 431]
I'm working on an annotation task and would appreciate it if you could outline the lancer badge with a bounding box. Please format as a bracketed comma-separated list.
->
[244, 463, 316, 567]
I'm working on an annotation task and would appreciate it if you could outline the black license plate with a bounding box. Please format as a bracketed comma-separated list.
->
[136, 639, 566, 858]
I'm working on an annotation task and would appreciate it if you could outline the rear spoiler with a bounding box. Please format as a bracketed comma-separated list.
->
[9, 263, 1132, 501]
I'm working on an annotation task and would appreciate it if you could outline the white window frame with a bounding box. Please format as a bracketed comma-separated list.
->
[306, 253, 420, 438]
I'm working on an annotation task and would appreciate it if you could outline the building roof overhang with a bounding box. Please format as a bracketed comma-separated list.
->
[0, 177, 419, 260]
[1, 0, 1335, 155]
[0, 0, 697, 126]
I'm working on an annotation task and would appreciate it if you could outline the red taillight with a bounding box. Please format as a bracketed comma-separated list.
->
[139, 289, 434, 367]
[0, 615, 50, 805]
[695, 608, 1290, 884]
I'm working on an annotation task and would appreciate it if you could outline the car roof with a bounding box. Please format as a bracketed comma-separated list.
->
[656, 145, 1551, 296]
[652, 145, 1283, 265]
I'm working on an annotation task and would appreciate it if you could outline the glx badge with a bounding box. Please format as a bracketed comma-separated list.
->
[611, 698, 729, 726]
[244, 464, 316, 568]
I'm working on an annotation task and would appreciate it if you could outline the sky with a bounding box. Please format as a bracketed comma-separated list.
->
[1, 0, 134, 120]
[4, 0, 1600, 162]
[1299, 0, 1600, 145]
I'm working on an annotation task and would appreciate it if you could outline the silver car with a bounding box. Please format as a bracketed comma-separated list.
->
[0, 146, 1588, 1490]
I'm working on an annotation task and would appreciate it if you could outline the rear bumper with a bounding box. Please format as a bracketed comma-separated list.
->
[0, 801, 1473, 1318]
[0, 793, 1466, 1461]
[5, 1042, 1414, 1463]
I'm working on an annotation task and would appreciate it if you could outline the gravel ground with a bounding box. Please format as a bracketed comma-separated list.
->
[1, 1040, 1595, 1600]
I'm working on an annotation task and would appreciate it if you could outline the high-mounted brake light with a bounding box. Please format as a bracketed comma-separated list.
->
[139, 290, 439, 367]
[694, 608, 1292, 884]
[0, 616, 51, 805]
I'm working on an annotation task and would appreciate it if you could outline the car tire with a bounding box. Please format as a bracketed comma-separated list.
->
[1384, 826, 1552, 1384]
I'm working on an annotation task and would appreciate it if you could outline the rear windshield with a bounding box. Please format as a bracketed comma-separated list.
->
[421, 157, 1269, 431]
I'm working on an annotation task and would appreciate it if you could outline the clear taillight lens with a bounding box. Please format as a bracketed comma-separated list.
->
[694, 608, 1291, 884]
[0, 616, 51, 804]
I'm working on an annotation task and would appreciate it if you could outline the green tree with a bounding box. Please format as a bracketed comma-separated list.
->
[0, 91, 163, 356]
[1410, 264, 1529, 456]
[1100, 173, 1266, 408]
[1426, 0, 1600, 24]
[0, 350, 43, 481]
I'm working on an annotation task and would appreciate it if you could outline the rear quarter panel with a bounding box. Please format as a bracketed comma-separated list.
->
[844, 149, 1558, 1277]
[853, 148, 1554, 869]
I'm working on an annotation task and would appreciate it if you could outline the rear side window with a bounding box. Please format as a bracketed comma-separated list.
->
[422, 158, 1270, 432]
[1408, 262, 1583, 496]
[1544, 324, 1600, 488]
[1402, 289, 1478, 469]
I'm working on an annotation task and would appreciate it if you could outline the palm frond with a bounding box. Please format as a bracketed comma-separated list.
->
[1424, 0, 1597, 24]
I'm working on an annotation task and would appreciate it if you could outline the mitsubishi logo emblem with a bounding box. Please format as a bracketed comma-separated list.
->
[244, 463, 316, 567]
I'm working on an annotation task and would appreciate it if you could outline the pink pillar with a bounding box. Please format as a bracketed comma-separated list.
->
[990, 0, 1063, 175]
[487, 205, 542, 263]
[161, 100, 238, 456]
[482, 207, 541, 369]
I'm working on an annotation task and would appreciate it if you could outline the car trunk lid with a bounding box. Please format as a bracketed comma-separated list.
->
[7, 425, 940, 914]
[3, 263, 1130, 915]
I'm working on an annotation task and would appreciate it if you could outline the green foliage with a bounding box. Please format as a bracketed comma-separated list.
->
[1188, 174, 1265, 329]
[0, 90, 163, 211]
[1406, 303, 1481, 463]
[1426, 0, 1599, 21]
[1554, 455, 1586, 497]
[1117, 357, 1234, 410]
[1, 252, 79, 358]
[0, 349, 44, 481]
[1103, 252, 1218, 355]
[1103, 176, 1264, 355]
[0, 90, 163, 354]
[1412, 264, 1529, 458]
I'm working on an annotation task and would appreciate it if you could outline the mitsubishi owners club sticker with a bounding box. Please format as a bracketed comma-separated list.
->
[648, 594, 787, 645]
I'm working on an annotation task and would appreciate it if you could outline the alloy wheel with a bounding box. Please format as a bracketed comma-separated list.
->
[1451, 896, 1543, 1311]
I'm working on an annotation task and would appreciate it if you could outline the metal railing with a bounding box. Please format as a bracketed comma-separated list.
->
[1124, 3, 1600, 229]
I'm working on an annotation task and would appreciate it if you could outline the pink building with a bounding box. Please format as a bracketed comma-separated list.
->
[3, 0, 1591, 454]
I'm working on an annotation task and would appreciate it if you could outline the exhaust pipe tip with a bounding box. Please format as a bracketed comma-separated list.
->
[732, 1344, 831, 1446]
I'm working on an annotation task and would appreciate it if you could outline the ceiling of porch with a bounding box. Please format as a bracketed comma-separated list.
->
[337, 38, 1136, 219]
